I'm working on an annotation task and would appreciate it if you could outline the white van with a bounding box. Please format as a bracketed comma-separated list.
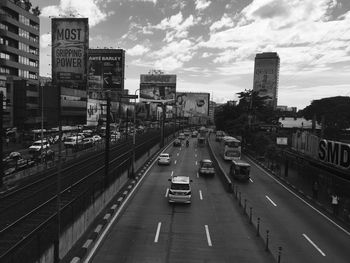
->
[168, 176, 192, 204]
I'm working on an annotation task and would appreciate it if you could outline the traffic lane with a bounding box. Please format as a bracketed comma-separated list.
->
[90, 142, 274, 263]
[223, 153, 350, 263]
[244, 160, 350, 263]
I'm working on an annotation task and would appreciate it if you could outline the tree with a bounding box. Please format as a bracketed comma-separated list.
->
[300, 96, 350, 139]
[23, 0, 32, 11]
[32, 6, 41, 16]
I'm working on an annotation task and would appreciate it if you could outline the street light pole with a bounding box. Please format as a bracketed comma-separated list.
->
[132, 89, 139, 178]
[41, 84, 44, 163]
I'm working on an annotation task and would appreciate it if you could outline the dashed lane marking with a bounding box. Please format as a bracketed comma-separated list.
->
[165, 188, 169, 198]
[302, 234, 326, 256]
[205, 225, 212, 247]
[265, 195, 277, 207]
[154, 222, 162, 243]
[199, 190, 203, 200]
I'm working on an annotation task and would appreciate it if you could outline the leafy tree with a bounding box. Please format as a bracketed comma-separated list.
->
[23, 0, 32, 11]
[300, 96, 350, 139]
[32, 6, 41, 16]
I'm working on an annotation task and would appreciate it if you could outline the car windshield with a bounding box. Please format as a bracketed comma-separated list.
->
[32, 142, 44, 146]
[171, 183, 190, 191]
[160, 154, 169, 158]
[202, 162, 213, 168]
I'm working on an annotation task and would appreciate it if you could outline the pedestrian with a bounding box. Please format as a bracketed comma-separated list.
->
[312, 181, 319, 200]
[331, 193, 340, 216]
[5, 137, 9, 148]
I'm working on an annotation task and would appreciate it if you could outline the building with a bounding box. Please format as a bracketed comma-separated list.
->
[208, 100, 216, 125]
[253, 52, 280, 109]
[0, 0, 40, 128]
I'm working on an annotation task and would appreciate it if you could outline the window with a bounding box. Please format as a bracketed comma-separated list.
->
[19, 15, 30, 26]
[0, 23, 8, 31]
[19, 42, 29, 52]
[19, 69, 29, 78]
[0, 67, 10, 74]
[0, 52, 10, 60]
[29, 72, 37, 80]
[19, 28, 29, 39]
[29, 59, 38, 68]
[19, 55, 30, 65]
[29, 47, 38, 55]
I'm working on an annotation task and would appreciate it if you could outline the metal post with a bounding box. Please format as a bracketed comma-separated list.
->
[41, 84, 44, 163]
[257, 217, 260, 237]
[54, 84, 62, 263]
[239, 191, 241, 206]
[244, 199, 247, 214]
[161, 103, 166, 147]
[105, 94, 111, 188]
[132, 89, 138, 178]
[278, 247, 282, 263]
[0, 92, 3, 188]
[265, 230, 269, 251]
[249, 207, 252, 224]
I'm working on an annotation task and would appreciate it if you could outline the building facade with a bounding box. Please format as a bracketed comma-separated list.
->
[253, 52, 280, 109]
[0, 0, 40, 128]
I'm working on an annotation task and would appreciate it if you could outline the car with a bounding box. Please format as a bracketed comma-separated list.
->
[28, 139, 50, 154]
[158, 153, 171, 165]
[191, 131, 198, 138]
[168, 176, 192, 204]
[64, 135, 84, 148]
[35, 149, 55, 162]
[173, 139, 181, 147]
[80, 138, 94, 149]
[198, 159, 215, 176]
[178, 133, 186, 140]
[92, 134, 102, 143]
[183, 130, 191, 137]
[3, 152, 35, 173]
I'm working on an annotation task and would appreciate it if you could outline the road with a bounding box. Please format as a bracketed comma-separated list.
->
[88, 137, 274, 263]
[209, 136, 350, 263]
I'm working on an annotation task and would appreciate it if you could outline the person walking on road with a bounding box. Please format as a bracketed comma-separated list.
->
[331, 193, 340, 216]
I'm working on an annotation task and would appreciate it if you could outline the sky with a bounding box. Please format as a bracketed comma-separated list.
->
[31, 0, 350, 110]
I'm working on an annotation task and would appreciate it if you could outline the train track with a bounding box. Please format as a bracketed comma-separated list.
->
[0, 131, 162, 259]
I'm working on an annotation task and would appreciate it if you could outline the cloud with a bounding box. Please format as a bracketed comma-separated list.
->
[127, 44, 150, 56]
[40, 33, 51, 48]
[209, 13, 234, 32]
[41, 0, 110, 26]
[195, 0, 211, 11]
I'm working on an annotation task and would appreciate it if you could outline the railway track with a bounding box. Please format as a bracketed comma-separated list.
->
[0, 131, 162, 259]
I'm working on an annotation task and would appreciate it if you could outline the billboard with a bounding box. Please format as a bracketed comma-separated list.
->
[140, 74, 176, 103]
[52, 18, 89, 85]
[88, 49, 124, 91]
[176, 92, 210, 117]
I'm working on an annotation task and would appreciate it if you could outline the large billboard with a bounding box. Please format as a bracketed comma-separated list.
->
[140, 74, 176, 103]
[52, 18, 89, 85]
[176, 92, 210, 117]
[88, 49, 124, 92]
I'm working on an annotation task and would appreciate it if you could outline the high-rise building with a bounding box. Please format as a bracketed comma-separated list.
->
[253, 52, 280, 109]
[0, 0, 40, 128]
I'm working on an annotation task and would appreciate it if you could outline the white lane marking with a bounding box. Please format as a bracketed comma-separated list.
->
[199, 190, 203, 200]
[195, 161, 197, 165]
[197, 172, 199, 178]
[302, 234, 326, 256]
[165, 188, 169, 197]
[174, 160, 177, 164]
[195, 154, 197, 158]
[171, 171, 173, 177]
[205, 225, 212, 246]
[265, 195, 277, 207]
[249, 178, 254, 183]
[84, 152, 161, 263]
[177, 153, 179, 156]
[154, 222, 162, 243]
[245, 155, 350, 236]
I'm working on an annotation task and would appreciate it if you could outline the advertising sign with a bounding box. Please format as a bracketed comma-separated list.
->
[140, 74, 176, 103]
[176, 92, 209, 117]
[52, 18, 89, 85]
[88, 50, 124, 91]
[276, 137, 288, 145]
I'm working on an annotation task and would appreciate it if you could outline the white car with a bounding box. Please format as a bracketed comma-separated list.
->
[92, 135, 102, 143]
[29, 140, 50, 153]
[168, 176, 192, 204]
[158, 153, 171, 165]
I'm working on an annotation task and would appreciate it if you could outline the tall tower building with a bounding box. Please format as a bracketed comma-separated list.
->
[0, 0, 40, 128]
[253, 52, 280, 109]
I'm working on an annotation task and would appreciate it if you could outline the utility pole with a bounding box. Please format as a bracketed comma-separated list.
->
[104, 93, 111, 189]
[0, 92, 3, 189]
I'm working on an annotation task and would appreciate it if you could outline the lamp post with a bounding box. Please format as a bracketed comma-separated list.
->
[131, 89, 139, 178]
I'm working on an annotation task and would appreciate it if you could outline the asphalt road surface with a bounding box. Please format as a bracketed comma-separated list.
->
[209, 137, 350, 263]
[87, 137, 274, 263]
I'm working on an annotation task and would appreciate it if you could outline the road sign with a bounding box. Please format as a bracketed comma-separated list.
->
[120, 94, 138, 99]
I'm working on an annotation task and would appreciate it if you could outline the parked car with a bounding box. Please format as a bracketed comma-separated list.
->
[64, 135, 84, 148]
[198, 159, 215, 176]
[28, 140, 50, 154]
[173, 139, 181, 147]
[80, 138, 94, 149]
[178, 133, 186, 140]
[92, 134, 102, 143]
[34, 149, 55, 162]
[158, 153, 171, 165]
[3, 152, 35, 175]
[191, 131, 198, 138]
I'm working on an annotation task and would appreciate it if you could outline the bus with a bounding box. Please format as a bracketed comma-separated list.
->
[222, 136, 241, 161]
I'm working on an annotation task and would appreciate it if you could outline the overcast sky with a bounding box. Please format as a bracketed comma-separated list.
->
[32, 0, 350, 110]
